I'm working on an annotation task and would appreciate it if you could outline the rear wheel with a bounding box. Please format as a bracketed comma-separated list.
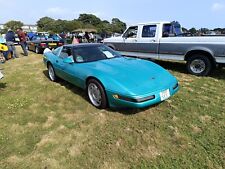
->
[35, 47, 40, 54]
[186, 54, 213, 76]
[48, 64, 57, 81]
[87, 79, 107, 109]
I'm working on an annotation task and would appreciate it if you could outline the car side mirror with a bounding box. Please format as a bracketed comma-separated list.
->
[122, 34, 127, 39]
[63, 56, 74, 64]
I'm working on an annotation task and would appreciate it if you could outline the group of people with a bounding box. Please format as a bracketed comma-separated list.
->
[71, 32, 102, 44]
[0, 28, 29, 63]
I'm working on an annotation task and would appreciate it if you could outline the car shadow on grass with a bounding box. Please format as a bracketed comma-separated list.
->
[151, 59, 225, 80]
[0, 82, 7, 89]
[153, 60, 187, 74]
[107, 103, 160, 115]
[43, 70, 87, 99]
[43, 70, 157, 115]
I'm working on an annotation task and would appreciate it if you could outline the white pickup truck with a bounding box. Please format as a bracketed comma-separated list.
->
[103, 21, 225, 76]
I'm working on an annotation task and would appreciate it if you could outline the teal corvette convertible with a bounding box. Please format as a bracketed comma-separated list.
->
[43, 44, 179, 109]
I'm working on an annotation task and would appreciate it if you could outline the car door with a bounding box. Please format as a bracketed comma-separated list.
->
[56, 46, 81, 85]
[122, 26, 139, 53]
[135, 24, 159, 59]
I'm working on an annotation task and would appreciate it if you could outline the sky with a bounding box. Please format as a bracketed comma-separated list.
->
[0, 0, 225, 29]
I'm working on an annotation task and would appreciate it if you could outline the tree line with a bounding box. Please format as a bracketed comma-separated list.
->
[1, 14, 127, 35]
[1, 14, 225, 35]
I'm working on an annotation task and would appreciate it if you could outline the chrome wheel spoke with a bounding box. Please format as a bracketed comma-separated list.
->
[190, 59, 206, 74]
[88, 83, 102, 107]
[49, 66, 54, 80]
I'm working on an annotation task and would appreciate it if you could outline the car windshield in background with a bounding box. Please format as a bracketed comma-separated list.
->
[48, 34, 61, 40]
[31, 34, 62, 41]
[73, 45, 121, 63]
[32, 35, 46, 40]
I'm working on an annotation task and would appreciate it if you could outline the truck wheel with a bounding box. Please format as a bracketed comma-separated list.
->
[187, 54, 212, 76]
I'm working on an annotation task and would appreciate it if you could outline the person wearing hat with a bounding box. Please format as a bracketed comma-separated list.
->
[5, 29, 17, 59]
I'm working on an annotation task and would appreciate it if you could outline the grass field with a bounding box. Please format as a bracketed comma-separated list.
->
[0, 47, 224, 169]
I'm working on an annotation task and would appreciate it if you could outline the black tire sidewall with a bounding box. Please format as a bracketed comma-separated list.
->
[187, 54, 212, 76]
[87, 79, 108, 109]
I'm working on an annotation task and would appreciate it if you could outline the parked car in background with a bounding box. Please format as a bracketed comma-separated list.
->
[0, 36, 10, 62]
[27, 34, 64, 54]
[104, 21, 225, 76]
[14, 34, 20, 45]
[43, 43, 179, 109]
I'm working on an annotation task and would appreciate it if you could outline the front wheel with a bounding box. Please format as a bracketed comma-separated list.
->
[87, 79, 108, 109]
[186, 54, 213, 76]
[48, 64, 57, 82]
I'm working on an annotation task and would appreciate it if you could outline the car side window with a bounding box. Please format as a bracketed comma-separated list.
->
[59, 47, 72, 58]
[123, 26, 138, 38]
[142, 25, 157, 38]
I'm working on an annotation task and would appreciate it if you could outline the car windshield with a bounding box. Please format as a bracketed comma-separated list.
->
[48, 34, 61, 40]
[32, 35, 46, 40]
[73, 45, 122, 63]
[32, 34, 62, 41]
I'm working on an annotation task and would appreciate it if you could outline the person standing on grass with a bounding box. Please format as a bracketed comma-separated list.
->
[17, 28, 28, 56]
[5, 29, 17, 59]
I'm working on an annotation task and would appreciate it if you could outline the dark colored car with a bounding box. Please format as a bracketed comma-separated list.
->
[27, 34, 64, 54]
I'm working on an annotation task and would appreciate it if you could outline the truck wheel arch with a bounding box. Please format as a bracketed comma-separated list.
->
[184, 50, 215, 64]
[185, 50, 216, 76]
[106, 44, 116, 50]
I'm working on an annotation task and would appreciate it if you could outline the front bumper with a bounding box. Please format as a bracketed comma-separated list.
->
[106, 83, 179, 108]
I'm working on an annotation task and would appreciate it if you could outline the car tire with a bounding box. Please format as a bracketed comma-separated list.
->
[48, 64, 57, 82]
[87, 79, 108, 109]
[35, 47, 40, 54]
[186, 54, 212, 76]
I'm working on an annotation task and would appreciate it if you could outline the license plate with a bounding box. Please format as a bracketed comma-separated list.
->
[160, 89, 170, 101]
[49, 43, 57, 46]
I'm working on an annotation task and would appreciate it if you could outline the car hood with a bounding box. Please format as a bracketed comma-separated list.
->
[85, 57, 177, 96]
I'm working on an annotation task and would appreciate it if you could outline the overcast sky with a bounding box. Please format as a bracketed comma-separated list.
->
[0, 0, 225, 29]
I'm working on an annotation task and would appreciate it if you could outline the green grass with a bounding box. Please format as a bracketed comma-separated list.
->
[0, 47, 224, 169]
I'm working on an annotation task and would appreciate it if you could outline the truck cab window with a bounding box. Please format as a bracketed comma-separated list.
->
[123, 26, 138, 38]
[162, 24, 174, 37]
[142, 25, 157, 38]
[163, 22, 182, 37]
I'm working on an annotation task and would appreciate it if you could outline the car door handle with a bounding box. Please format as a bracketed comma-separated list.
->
[56, 60, 58, 63]
[151, 40, 156, 42]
